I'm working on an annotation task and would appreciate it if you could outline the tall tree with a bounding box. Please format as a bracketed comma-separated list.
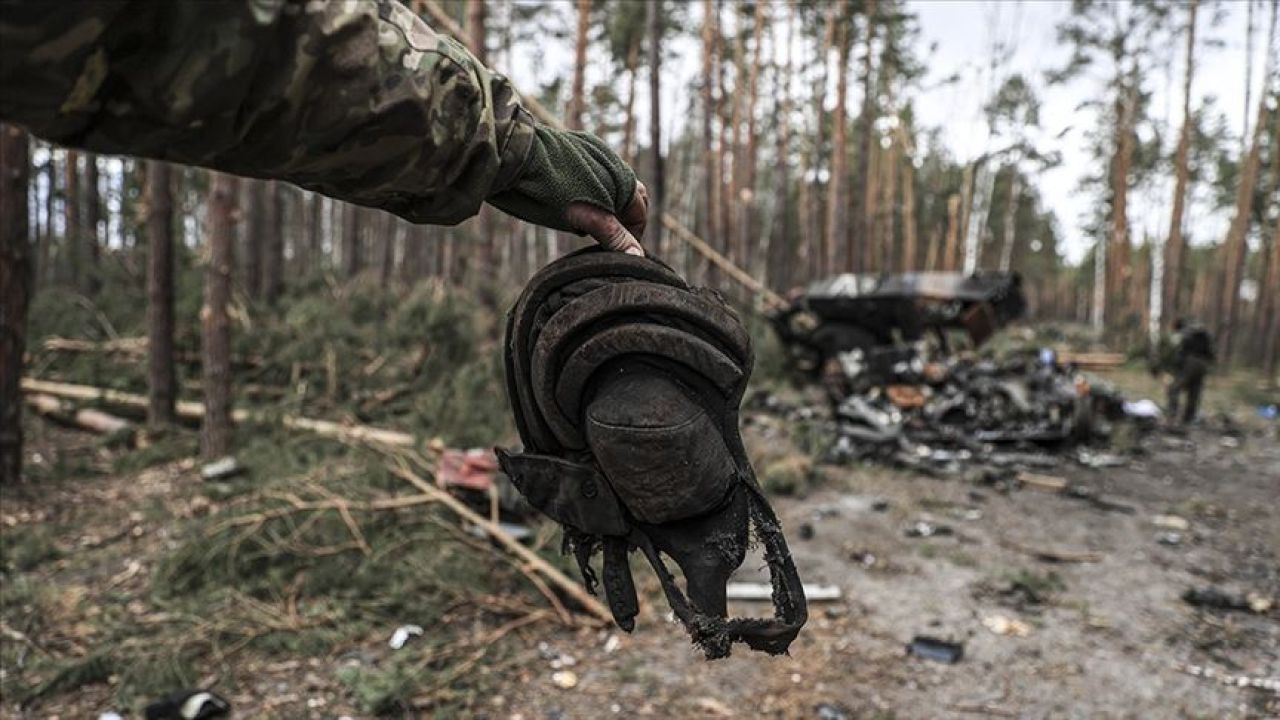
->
[201, 173, 237, 459]
[1218, 0, 1277, 361]
[342, 202, 363, 278]
[647, 0, 665, 256]
[1162, 0, 1200, 329]
[826, 0, 851, 272]
[568, 0, 590, 131]
[145, 161, 176, 426]
[262, 181, 284, 305]
[242, 181, 264, 297]
[899, 126, 919, 271]
[768, 2, 796, 289]
[307, 192, 324, 275]
[64, 150, 79, 287]
[84, 155, 101, 296]
[0, 125, 31, 484]
[700, 0, 720, 281]
[852, 0, 878, 272]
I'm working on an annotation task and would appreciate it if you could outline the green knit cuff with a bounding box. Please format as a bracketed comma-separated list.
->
[488, 125, 637, 234]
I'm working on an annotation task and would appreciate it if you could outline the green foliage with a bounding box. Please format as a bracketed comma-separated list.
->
[0, 523, 64, 573]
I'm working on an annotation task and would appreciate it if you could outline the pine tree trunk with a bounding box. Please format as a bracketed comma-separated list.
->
[954, 163, 973, 271]
[38, 151, 54, 287]
[145, 161, 176, 426]
[943, 191, 962, 271]
[1162, 0, 1198, 329]
[262, 181, 284, 306]
[84, 155, 101, 296]
[998, 168, 1020, 272]
[768, 3, 795, 290]
[0, 125, 31, 484]
[342, 202, 363, 278]
[1107, 71, 1138, 335]
[201, 173, 237, 460]
[243, 181, 264, 297]
[1262, 219, 1280, 378]
[827, 0, 851, 273]
[851, 0, 877, 272]
[1218, 1, 1276, 362]
[568, 0, 589, 130]
[700, 0, 720, 283]
[1250, 111, 1280, 363]
[64, 150, 79, 287]
[647, 0, 664, 256]
[810, 8, 835, 278]
[621, 39, 640, 166]
[900, 128, 918, 271]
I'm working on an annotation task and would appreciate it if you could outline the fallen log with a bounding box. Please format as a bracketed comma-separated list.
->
[390, 462, 613, 627]
[1055, 351, 1126, 369]
[20, 378, 415, 447]
[25, 394, 134, 437]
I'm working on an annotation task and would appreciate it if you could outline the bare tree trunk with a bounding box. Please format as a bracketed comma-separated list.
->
[851, 0, 877, 272]
[242, 181, 264, 297]
[1106, 72, 1138, 335]
[998, 168, 1020, 272]
[1263, 218, 1280, 378]
[647, 0, 665, 256]
[342, 202, 362, 278]
[621, 39, 640, 166]
[1219, 1, 1276, 362]
[306, 192, 323, 274]
[701, 0, 720, 283]
[568, 0, 589, 130]
[1251, 107, 1280, 363]
[810, 7, 835, 278]
[202, 173, 237, 459]
[954, 163, 973, 271]
[64, 150, 79, 287]
[38, 151, 54, 287]
[736, 0, 766, 275]
[262, 181, 284, 306]
[84, 155, 101, 296]
[827, 0, 851, 273]
[0, 125, 31, 483]
[1162, 0, 1198, 329]
[943, 192, 961, 271]
[768, 2, 795, 290]
[145, 161, 176, 426]
[900, 127, 918, 271]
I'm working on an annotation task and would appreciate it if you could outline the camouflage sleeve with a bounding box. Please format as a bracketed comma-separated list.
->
[0, 0, 535, 225]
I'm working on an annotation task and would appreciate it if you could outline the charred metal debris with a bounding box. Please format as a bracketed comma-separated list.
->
[765, 272, 1154, 476]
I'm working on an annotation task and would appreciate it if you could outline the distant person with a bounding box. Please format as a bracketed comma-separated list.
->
[0, 0, 647, 255]
[1154, 319, 1214, 425]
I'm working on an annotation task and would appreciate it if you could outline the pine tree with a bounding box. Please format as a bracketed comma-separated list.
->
[0, 125, 31, 484]
[145, 161, 177, 426]
[201, 173, 237, 459]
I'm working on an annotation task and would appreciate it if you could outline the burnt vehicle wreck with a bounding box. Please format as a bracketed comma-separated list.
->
[770, 271, 1027, 377]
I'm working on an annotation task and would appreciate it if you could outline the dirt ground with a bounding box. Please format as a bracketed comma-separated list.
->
[3, 370, 1278, 719]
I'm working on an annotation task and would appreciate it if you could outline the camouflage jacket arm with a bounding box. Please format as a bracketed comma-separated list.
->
[0, 0, 534, 225]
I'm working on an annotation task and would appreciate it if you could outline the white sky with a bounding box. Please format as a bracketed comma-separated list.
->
[504, 0, 1274, 267]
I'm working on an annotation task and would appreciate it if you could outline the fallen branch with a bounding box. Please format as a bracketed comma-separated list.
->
[389, 460, 613, 627]
[20, 378, 417, 447]
[25, 394, 134, 437]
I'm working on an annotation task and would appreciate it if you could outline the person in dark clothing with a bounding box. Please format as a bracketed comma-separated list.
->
[1156, 319, 1215, 424]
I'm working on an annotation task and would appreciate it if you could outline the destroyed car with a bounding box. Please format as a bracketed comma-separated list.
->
[770, 271, 1027, 376]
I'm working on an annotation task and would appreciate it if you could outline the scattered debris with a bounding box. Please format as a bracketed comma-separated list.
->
[435, 447, 499, 492]
[1156, 532, 1183, 546]
[199, 456, 244, 482]
[1173, 662, 1280, 693]
[388, 624, 424, 650]
[815, 702, 853, 720]
[143, 689, 230, 720]
[905, 521, 953, 538]
[798, 522, 816, 540]
[726, 582, 842, 602]
[1151, 515, 1190, 531]
[982, 614, 1032, 637]
[98, 714, 125, 720]
[906, 635, 965, 664]
[1182, 588, 1273, 614]
[693, 697, 735, 716]
[551, 670, 579, 690]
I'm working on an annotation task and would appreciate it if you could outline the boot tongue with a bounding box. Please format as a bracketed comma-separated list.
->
[583, 368, 738, 526]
